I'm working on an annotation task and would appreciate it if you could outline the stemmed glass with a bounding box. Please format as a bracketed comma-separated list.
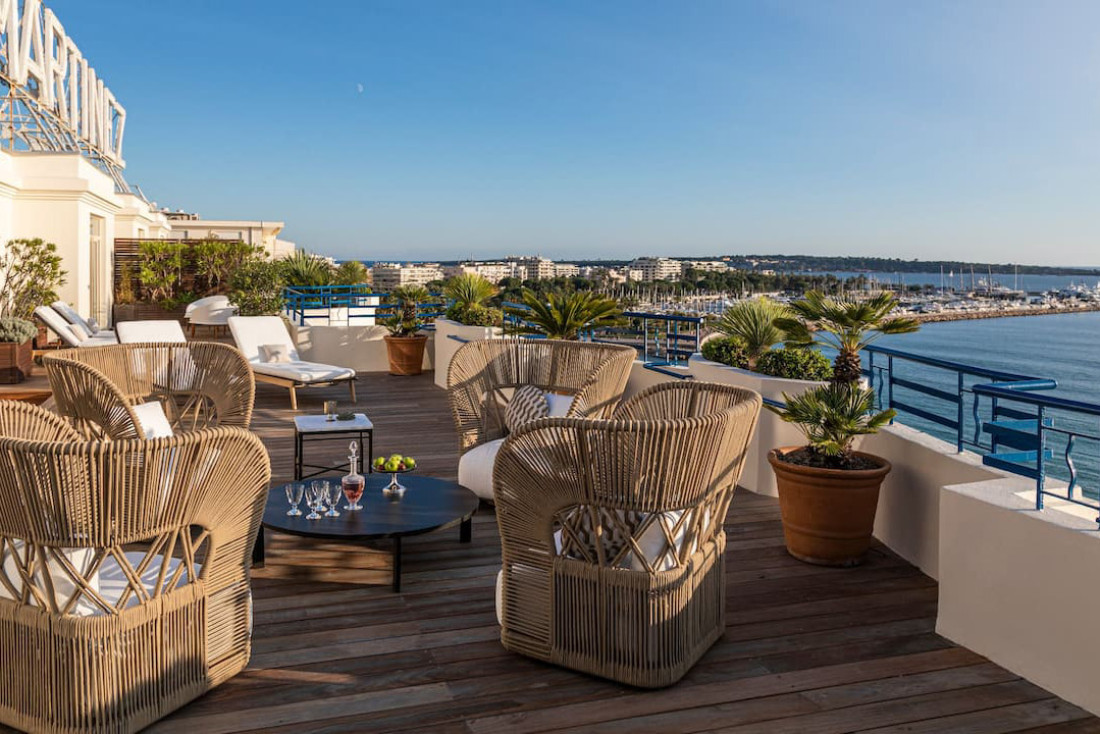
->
[322, 480, 341, 517]
[285, 482, 304, 516]
[305, 482, 325, 520]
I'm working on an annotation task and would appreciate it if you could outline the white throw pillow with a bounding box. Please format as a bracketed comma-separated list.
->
[132, 401, 174, 439]
[86, 317, 100, 335]
[69, 323, 89, 342]
[545, 392, 574, 417]
[259, 344, 291, 363]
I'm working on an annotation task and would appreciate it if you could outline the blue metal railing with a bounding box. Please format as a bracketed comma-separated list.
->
[501, 303, 704, 371]
[864, 344, 1100, 523]
[283, 285, 445, 325]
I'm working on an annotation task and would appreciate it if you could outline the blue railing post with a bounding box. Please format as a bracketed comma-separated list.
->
[1036, 405, 1046, 511]
[956, 372, 965, 453]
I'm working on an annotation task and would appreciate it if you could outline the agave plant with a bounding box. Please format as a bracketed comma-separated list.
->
[386, 285, 431, 336]
[715, 297, 791, 368]
[511, 289, 621, 340]
[775, 290, 919, 384]
[280, 250, 334, 287]
[770, 383, 895, 465]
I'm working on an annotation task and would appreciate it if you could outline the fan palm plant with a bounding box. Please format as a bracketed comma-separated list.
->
[333, 260, 370, 286]
[280, 250, 334, 287]
[444, 273, 498, 307]
[774, 290, 919, 384]
[715, 297, 791, 368]
[386, 285, 431, 336]
[511, 289, 621, 340]
[770, 383, 895, 465]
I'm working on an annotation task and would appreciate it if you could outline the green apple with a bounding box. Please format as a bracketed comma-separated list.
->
[373, 456, 386, 470]
[384, 458, 401, 472]
[403, 456, 416, 469]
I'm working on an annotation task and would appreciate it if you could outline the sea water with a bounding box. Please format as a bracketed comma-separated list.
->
[873, 311, 1100, 498]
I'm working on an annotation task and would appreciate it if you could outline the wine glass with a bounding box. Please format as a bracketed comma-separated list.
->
[285, 482, 304, 516]
[305, 482, 324, 520]
[323, 480, 341, 517]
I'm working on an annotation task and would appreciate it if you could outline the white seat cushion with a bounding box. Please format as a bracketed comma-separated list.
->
[458, 438, 505, 500]
[116, 320, 187, 344]
[132, 401, 175, 439]
[0, 548, 198, 617]
[545, 392, 575, 417]
[252, 360, 356, 384]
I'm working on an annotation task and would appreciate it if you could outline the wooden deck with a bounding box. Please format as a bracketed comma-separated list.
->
[5, 369, 1099, 733]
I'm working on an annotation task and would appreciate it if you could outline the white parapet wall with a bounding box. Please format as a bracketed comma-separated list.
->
[288, 321, 435, 373]
[433, 319, 502, 389]
[631, 355, 1009, 579]
[687, 355, 827, 498]
[937, 479, 1100, 716]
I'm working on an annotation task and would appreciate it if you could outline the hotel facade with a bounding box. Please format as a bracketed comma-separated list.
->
[0, 0, 291, 324]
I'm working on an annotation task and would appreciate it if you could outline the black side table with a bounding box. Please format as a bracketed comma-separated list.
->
[293, 413, 374, 480]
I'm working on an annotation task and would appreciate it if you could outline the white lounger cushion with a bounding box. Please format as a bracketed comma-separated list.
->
[35, 307, 117, 347]
[229, 316, 301, 362]
[229, 316, 355, 384]
[252, 361, 356, 384]
[116, 320, 187, 344]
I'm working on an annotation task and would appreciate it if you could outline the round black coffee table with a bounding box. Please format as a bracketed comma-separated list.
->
[253, 474, 479, 592]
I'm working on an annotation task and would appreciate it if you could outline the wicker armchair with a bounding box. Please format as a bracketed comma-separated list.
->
[0, 402, 270, 734]
[42, 342, 254, 440]
[493, 381, 761, 688]
[446, 339, 637, 500]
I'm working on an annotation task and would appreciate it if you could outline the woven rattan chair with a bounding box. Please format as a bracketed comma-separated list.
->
[0, 402, 270, 734]
[42, 342, 254, 440]
[493, 381, 761, 688]
[446, 338, 637, 500]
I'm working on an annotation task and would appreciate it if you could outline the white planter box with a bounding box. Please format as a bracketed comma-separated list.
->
[688, 355, 827, 497]
[433, 318, 503, 388]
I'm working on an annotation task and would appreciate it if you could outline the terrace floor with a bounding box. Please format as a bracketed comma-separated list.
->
[3, 369, 1099, 733]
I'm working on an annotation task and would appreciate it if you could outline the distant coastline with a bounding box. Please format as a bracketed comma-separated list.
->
[911, 303, 1100, 324]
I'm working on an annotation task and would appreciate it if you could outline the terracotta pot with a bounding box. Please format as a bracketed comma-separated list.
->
[384, 334, 428, 376]
[0, 339, 33, 385]
[767, 446, 892, 567]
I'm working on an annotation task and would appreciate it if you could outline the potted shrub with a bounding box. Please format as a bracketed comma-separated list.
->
[229, 257, 286, 316]
[0, 238, 66, 377]
[714, 297, 790, 369]
[384, 285, 431, 375]
[0, 318, 37, 384]
[767, 290, 919, 566]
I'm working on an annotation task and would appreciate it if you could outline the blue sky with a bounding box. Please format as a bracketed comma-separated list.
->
[53, 0, 1100, 265]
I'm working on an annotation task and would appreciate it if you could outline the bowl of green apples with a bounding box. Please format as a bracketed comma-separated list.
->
[373, 453, 416, 499]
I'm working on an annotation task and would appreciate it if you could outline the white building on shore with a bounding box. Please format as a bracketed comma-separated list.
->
[0, 0, 294, 324]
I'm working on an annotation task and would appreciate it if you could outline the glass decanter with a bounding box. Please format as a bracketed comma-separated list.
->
[342, 441, 365, 510]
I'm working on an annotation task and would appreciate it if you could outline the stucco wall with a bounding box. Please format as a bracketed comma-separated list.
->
[433, 318, 502, 389]
[937, 479, 1100, 715]
[632, 355, 1009, 579]
[290, 322, 435, 373]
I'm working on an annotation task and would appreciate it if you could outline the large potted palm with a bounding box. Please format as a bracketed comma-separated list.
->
[384, 285, 431, 375]
[768, 291, 919, 566]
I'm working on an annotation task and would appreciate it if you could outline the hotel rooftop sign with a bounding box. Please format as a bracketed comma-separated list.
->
[0, 0, 129, 190]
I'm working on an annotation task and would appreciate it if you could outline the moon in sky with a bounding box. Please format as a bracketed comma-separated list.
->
[356, 83, 364, 94]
